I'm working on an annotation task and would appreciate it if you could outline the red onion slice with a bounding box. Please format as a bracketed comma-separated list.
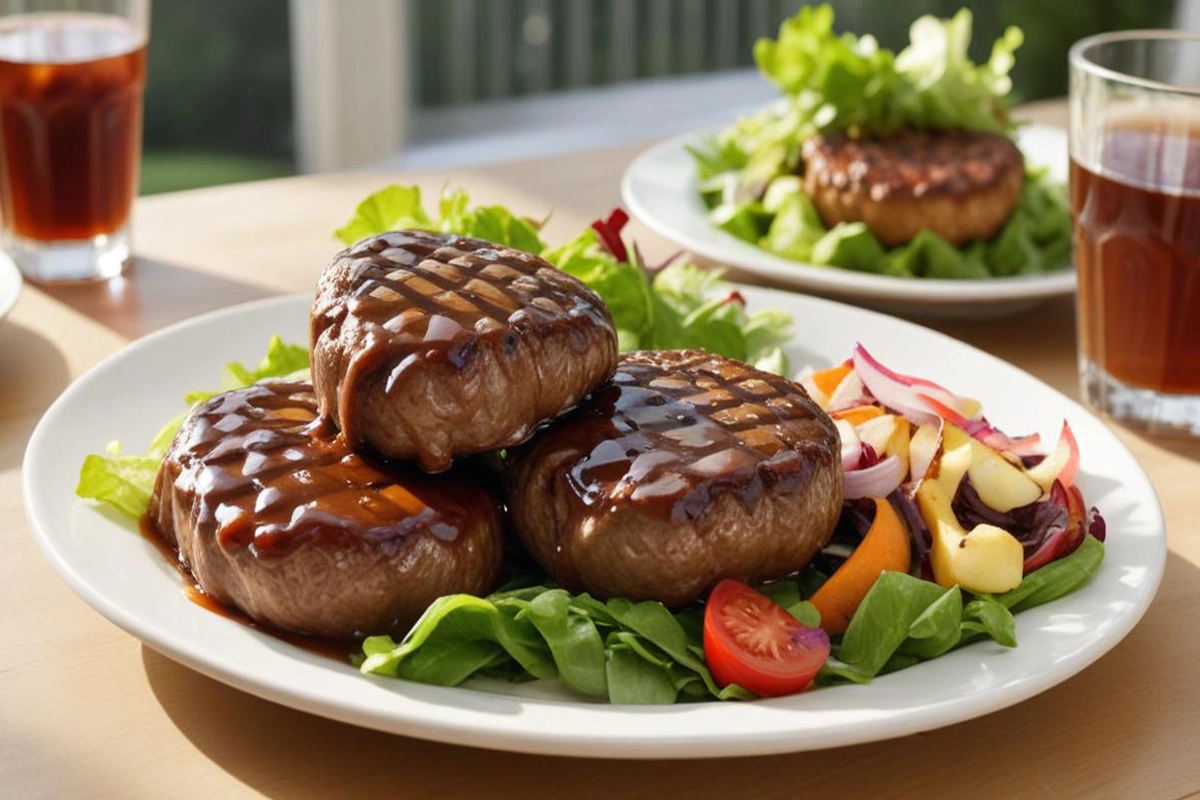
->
[851, 343, 980, 419]
[851, 344, 938, 425]
[918, 392, 1042, 457]
[844, 454, 906, 500]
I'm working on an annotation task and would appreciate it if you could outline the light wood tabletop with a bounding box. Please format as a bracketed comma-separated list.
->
[3, 100, 1200, 800]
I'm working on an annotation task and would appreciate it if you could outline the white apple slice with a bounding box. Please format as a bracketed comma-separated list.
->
[1025, 420, 1080, 491]
[827, 369, 867, 410]
[908, 420, 944, 484]
[943, 425, 1042, 512]
[889, 419, 911, 465]
[917, 469, 1024, 594]
[855, 414, 898, 457]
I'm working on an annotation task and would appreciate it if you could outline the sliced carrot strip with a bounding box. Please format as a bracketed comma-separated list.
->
[811, 363, 852, 397]
[809, 498, 912, 636]
[831, 405, 885, 427]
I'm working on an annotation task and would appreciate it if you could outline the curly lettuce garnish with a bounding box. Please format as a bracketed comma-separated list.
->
[335, 183, 545, 254]
[753, 5, 1021, 139]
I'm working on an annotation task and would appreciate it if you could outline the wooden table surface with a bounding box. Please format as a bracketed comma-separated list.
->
[4, 101, 1200, 800]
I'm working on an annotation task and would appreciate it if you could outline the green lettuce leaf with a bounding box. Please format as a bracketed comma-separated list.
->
[76, 442, 160, 520]
[754, 4, 903, 134]
[542, 229, 793, 374]
[437, 188, 546, 254]
[818, 536, 1104, 685]
[223, 335, 310, 389]
[544, 227, 654, 343]
[334, 184, 545, 252]
[334, 184, 433, 245]
[361, 586, 754, 703]
[752, 5, 1018, 138]
[986, 535, 1106, 613]
[892, 10, 1022, 135]
[335, 183, 795, 371]
[728, 166, 1071, 279]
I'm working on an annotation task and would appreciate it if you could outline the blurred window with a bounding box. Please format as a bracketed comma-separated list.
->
[139, 1, 1179, 189]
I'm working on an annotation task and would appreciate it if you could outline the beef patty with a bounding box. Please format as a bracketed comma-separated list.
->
[801, 128, 1025, 247]
[504, 350, 843, 608]
[311, 230, 618, 473]
[149, 381, 504, 638]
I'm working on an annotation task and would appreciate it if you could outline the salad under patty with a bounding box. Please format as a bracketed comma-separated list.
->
[76, 186, 1104, 705]
[690, 5, 1072, 280]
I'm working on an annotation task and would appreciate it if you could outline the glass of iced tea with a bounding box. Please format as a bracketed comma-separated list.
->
[1070, 31, 1200, 436]
[0, 0, 148, 283]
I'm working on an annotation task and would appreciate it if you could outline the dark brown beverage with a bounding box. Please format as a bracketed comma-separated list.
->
[1070, 117, 1200, 395]
[0, 13, 145, 242]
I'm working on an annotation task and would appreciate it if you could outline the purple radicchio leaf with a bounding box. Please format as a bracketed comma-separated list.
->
[952, 476, 1070, 563]
[888, 487, 931, 568]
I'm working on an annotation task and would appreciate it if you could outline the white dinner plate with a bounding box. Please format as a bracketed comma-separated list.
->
[0, 253, 20, 321]
[24, 289, 1163, 759]
[622, 123, 1074, 317]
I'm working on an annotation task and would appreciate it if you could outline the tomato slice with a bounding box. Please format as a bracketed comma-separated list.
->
[703, 579, 830, 697]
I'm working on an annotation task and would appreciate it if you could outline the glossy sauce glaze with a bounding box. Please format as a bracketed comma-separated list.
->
[152, 381, 492, 558]
[310, 230, 615, 465]
[546, 351, 838, 523]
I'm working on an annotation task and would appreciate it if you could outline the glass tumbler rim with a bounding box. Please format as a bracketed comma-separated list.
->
[1070, 29, 1200, 98]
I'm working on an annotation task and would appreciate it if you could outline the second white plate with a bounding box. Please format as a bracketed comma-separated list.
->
[622, 123, 1074, 317]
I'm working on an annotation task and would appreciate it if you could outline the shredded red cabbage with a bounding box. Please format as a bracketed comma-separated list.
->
[857, 442, 881, 470]
[1087, 506, 1107, 542]
[952, 477, 1098, 573]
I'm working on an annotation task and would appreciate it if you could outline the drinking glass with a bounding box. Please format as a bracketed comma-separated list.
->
[1070, 31, 1200, 436]
[0, 0, 149, 283]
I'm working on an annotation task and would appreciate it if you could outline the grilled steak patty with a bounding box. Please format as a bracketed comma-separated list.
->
[504, 350, 843, 608]
[801, 129, 1025, 247]
[311, 230, 618, 473]
[149, 381, 504, 638]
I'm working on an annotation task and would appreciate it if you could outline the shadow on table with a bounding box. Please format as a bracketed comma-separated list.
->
[141, 551, 1196, 800]
[1131, 432, 1200, 464]
[0, 321, 70, 469]
[35, 256, 276, 340]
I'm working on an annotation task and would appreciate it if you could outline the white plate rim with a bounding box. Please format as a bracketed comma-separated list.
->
[22, 289, 1165, 759]
[620, 122, 1076, 305]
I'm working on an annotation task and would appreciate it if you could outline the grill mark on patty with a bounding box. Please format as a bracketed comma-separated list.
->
[539, 350, 837, 523]
[160, 381, 491, 557]
[311, 230, 618, 467]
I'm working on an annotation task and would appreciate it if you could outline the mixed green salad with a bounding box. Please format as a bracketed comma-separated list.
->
[689, 5, 1072, 279]
[77, 187, 1104, 705]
